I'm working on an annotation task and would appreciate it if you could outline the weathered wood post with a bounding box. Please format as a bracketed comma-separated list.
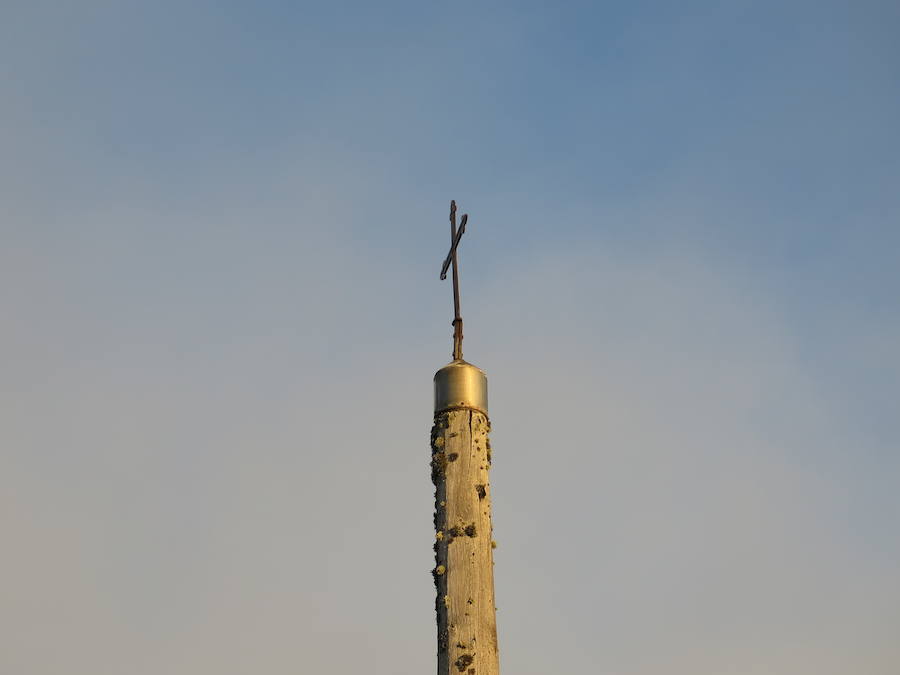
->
[431, 201, 499, 675]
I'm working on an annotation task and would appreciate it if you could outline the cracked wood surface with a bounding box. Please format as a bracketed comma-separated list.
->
[432, 409, 499, 675]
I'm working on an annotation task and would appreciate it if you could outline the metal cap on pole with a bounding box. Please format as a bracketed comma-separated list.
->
[434, 359, 488, 415]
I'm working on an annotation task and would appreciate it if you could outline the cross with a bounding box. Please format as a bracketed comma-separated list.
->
[439, 200, 468, 361]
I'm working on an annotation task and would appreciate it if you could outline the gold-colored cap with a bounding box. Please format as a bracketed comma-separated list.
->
[434, 359, 488, 414]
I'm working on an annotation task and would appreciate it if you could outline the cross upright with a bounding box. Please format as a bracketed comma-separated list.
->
[440, 200, 468, 361]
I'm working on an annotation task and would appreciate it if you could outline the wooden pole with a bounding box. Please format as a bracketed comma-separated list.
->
[431, 362, 499, 675]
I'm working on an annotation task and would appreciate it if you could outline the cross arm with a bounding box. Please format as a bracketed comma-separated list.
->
[440, 214, 467, 280]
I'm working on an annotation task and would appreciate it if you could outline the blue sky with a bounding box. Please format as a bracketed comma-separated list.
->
[3, 1, 899, 673]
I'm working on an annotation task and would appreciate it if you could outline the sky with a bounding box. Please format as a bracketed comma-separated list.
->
[2, 1, 899, 673]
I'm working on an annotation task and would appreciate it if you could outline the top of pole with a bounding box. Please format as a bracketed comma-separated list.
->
[435, 200, 487, 414]
[434, 358, 488, 414]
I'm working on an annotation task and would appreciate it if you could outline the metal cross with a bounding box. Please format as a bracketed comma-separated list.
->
[440, 200, 468, 361]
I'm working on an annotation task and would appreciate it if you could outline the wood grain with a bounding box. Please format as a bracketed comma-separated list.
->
[431, 409, 498, 675]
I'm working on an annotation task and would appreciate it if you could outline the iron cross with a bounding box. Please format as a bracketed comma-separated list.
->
[440, 200, 468, 361]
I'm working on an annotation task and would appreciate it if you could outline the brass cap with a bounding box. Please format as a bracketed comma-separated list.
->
[434, 359, 488, 414]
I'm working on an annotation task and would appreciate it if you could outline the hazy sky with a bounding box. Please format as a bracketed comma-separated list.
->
[2, 1, 899, 673]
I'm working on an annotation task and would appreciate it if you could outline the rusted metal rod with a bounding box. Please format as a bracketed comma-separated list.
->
[440, 201, 468, 361]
